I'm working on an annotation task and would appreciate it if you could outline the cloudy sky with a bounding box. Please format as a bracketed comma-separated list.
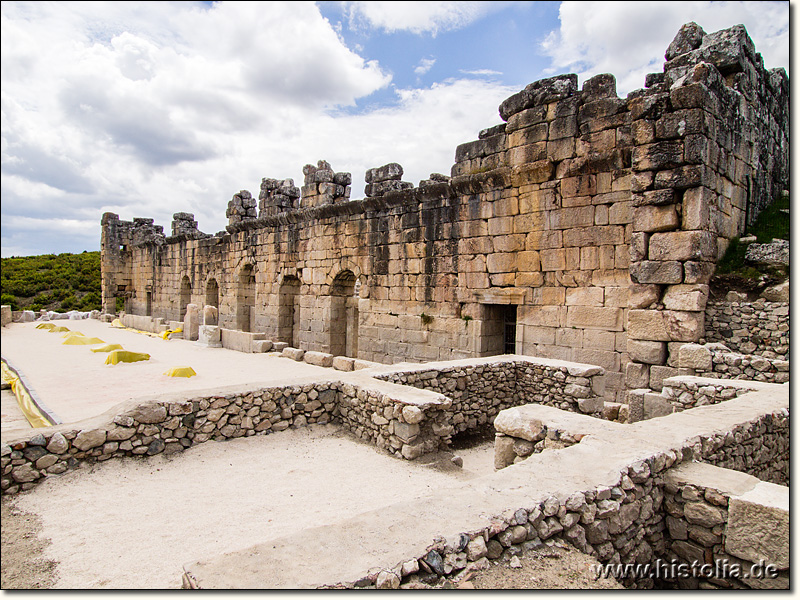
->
[0, 1, 791, 257]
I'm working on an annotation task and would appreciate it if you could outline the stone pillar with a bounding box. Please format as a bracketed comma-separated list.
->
[203, 305, 218, 326]
[183, 304, 200, 341]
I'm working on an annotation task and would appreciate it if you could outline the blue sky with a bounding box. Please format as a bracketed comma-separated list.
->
[0, 1, 791, 257]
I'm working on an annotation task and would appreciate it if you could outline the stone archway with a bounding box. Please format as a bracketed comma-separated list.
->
[278, 275, 301, 347]
[329, 270, 358, 358]
[236, 265, 256, 332]
[180, 276, 192, 321]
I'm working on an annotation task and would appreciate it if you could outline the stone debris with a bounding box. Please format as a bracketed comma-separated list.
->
[259, 178, 300, 216]
[226, 191, 257, 225]
[171, 212, 200, 237]
[364, 162, 413, 197]
[744, 239, 789, 267]
[300, 160, 351, 208]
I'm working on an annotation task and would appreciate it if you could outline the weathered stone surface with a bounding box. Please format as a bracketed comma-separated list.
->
[627, 340, 667, 365]
[760, 280, 789, 302]
[745, 239, 789, 267]
[678, 344, 712, 370]
[303, 351, 334, 368]
[493, 408, 546, 442]
[662, 284, 709, 312]
[72, 429, 107, 451]
[401, 405, 424, 425]
[46, 432, 69, 454]
[725, 483, 789, 569]
[129, 404, 167, 424]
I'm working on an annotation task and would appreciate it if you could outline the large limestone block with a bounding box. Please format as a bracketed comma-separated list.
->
[761, 280, 789, 302]
[627, 310, 669, 341]
[627, 284, 660, 309]
[633, 205, 679, 233]
[630, 260, 684, 284]
[627, 339, 667, 365]
[198, 325, 222, 348]
[648, 231, 717, 262]
[725, 482, 789, 569]
[183, 304, 200, 341]
[662, 284, 709, 311]
[565, 306, 623, 331]
[493, 407, 547, 442]
[303, 351, 334, 368]
[664, 310, 704, 341]
[678, 343, 712, 370]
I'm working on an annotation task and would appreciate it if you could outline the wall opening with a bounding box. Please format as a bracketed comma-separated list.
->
[237, 265, 256, 333]
[206, 279, 219, 310]
[330, 271, 358, 358]
[278, 275, 300, 346]
[145, 292, 152, 317]
[180, 276, 192, 321]
[481, 304, 517, 356]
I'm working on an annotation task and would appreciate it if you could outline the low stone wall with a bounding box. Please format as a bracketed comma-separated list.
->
[121, 313, 168, 334]
[493, 404, 615, 470]
[704, 300, 789, 359]
[311, 396, 789, 590]
[374, 356, 610, 440]
[662, 462, 788, 589]
[658, 376, 783, 412]
[1, 375, 451, 496]
[678, 343, 789, 384]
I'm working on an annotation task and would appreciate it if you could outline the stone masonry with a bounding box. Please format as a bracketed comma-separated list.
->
[100, 24, 788, 403]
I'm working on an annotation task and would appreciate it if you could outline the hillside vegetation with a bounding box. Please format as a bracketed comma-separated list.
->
[1, 251, 101, 313]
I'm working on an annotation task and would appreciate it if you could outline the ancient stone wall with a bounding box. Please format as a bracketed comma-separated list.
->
[704, 299, 789, 358]
[662, 462, 788, 589]
[100, 24, 788, 402]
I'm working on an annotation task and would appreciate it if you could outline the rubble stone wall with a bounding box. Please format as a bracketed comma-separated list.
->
[703, 299, 789, 359]
[662, 462, 788, 589]
[320, 397, 789, 590]
[0, 376, 454, 496]
[374, 357, 608, 438]
[101, 24, 788, 402]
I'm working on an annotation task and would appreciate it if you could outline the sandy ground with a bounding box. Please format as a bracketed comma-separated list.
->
[0, 320, 339, 427]
[1, 320, 620, 590]
[1, 387, 32, 433]
[4, 423, 496, 589]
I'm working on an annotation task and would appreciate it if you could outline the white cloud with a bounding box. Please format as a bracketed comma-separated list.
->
[460, 69, 503, 77]
[414, 57, 436, 75]
[343, 1, 499, 36]
[541, 1, 790, 96]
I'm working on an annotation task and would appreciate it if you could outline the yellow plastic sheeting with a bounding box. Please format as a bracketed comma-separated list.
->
[91, 343, 125, 353]
[161, 328, 183, 340]
[63, 335, 105, 345]
[48, 326, 71, 333]
[111, 319, 125, 328]
[163, 366, 197, 378]
[1, 361, 53, 428]
[36, 323, 57, 330]
[105, 350, 151, 365]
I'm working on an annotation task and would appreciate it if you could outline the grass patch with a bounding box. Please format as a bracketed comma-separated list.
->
[716, 192, 789, 277]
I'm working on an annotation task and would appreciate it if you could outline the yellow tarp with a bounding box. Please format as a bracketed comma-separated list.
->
[1, 361, 52, 428]
[105, 350, 151, 365]
[163, 366, 197, 378]
[63, 335, 105, 345]
[161, 328, 183, 340]
[36, 323, 57, 330]
[111, 319, 125, 328]
[91, 343, 125, 353]
[49, 326, 71, 333]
